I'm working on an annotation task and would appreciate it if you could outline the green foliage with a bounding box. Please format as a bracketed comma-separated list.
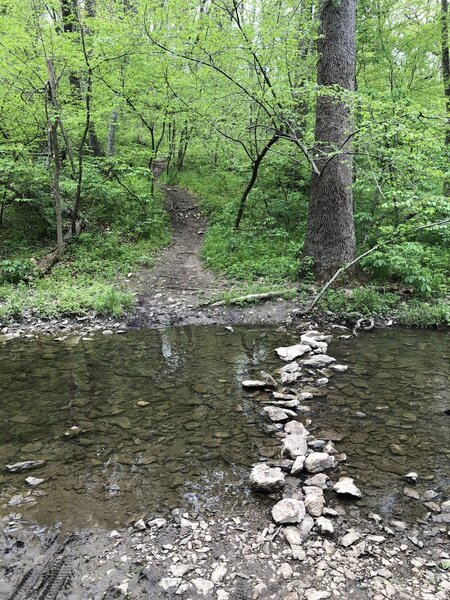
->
[395, 300, 450, 328]
[361, 242, 450, 296]
[0, 278, 133, 320]
[0, 259, 35, 283]
[319, 287, 399, 318]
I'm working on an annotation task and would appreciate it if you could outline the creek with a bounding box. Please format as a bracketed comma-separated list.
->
[0, 326, 448, 529]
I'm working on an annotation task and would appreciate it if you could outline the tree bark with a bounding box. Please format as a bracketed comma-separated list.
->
[46, 59, 64, 259]
[441, 0, 450, 196]
[303, 0, 357, 279]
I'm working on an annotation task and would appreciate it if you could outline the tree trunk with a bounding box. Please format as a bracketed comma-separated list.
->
[441, 0, 450, 196]
[303, 0, 357, 279]
[107, 107, 119, 157]
[46, 59, 64, 259]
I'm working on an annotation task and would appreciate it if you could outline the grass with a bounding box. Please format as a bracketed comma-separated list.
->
[317, 286, 450, 327]
[0, 222, 170, 321]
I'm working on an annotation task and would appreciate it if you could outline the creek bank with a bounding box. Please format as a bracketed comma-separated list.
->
[1, 504, 449, 599]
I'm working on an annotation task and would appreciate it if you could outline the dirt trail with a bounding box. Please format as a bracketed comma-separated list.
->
[128, 181, 298, 329]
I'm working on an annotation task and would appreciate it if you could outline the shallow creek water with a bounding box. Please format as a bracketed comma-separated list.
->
[0, 327, 448, 529]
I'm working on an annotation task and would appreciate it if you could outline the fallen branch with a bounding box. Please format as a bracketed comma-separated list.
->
[210, 290, 296, 307]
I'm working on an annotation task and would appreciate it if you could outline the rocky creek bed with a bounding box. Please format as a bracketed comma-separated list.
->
[0, 325, 449, 599]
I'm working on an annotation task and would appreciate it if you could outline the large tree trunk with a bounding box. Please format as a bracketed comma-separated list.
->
[441, 0, 450, 196]
[303, 0, 357, 280]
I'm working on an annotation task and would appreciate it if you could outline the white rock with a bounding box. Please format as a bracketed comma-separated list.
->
[279, 562, 293, 579]
[299, 513, 314, 541]
[302, 355, 336, 368]
[404, 471, 418, 483]
[242, 379, 268, 389]
[250, 463, 285, 492]
[281, 361, 301, 374]
[170, 564, 193, 577]
[333, 476, 362, 498]
[340, 531, 361, 547]
[305, 590, 331, 600]
[133, 518, 146, 531]
[116, 582, 129, 596]
[304, 486, 325, 517]
[316, 517, 334, 534]
[329, 364, 347, 372]
[192, 578, 214, 595]
[109, 530, 121, 538]
[284, 420, 308, 435]
[6, 460, 46, 472]
[304, 473, 329, 489]
[281, 371, 302, 385]
[159, 577, 182, 591]
[260, 371, 277, 388]
[283, 526, 302, 547]
[217, 591, 230, 600]
[272, 498, 306, 524]
[263, 406, 296, 422]
[25, 477, 45, 486]
[282, 434, 308, 459]
[441, 500, 450, 513]
[211, 564, 227, 583]
[304, 452, 335, 474]
[290, 455, 306, 476]
[147, 518, 167, 529]
[276, 344, 311, 361]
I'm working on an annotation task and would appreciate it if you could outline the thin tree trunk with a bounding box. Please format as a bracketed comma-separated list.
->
[72, 15, 92, 235]
[107, 107, 119, 157]
[235, 135, 279, 229]
[303, 0, 357, 279]
[441, 0, 450, 196]
[46, 59, 64, 259]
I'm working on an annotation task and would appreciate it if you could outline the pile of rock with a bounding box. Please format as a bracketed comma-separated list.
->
[246, 329, 363, 556]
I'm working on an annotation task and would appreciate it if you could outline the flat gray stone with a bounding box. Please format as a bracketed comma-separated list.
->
[276, 344, 311, 361]
[304, 452, 335, 474]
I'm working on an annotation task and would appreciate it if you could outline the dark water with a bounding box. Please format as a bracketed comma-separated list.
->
[0, 327, 448, 528]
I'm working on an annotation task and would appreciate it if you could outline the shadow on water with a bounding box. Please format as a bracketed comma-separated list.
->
[0, 326, 448, 528]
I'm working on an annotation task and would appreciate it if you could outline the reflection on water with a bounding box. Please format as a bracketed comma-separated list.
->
[314, 329, 450, 520]
[0, 326, 448, 528]
[0, 327, 284, 528]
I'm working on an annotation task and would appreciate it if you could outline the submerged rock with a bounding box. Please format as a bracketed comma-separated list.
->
[272, 498, 306, 524]
[6, 460, 46, 472]
[249, 464, 285, 492]
[276, 344, 311, 361]
[333, 476, 362, 498]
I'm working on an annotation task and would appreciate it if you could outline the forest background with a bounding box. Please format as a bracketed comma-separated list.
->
[0, 0, 449, 326]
